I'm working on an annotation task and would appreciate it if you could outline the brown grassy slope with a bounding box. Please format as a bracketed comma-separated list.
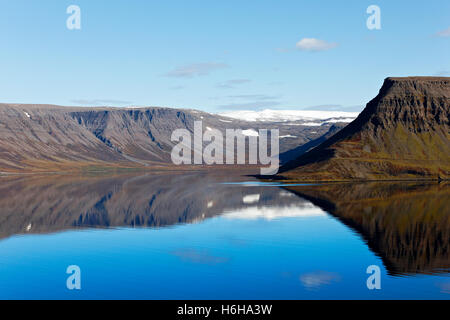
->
[0, 105, 132, 172]
[0, 104, 335, 173]
[280, 77, 450, 181]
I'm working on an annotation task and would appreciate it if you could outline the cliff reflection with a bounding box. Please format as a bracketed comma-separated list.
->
[0, 172, 312, 239]
[285, 182, 450, 276]
[1, 173, 448, 277]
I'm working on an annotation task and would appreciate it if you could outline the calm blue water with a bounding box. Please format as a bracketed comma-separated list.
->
[0, 174, 448, 299]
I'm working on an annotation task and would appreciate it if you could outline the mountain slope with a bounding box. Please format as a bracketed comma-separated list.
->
[280, 77, 450, 180]
[279, 123, 346, 164]
[0, 104, 342, 172]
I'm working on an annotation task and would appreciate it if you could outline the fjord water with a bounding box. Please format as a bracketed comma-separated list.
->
[0, 173, 448, 299]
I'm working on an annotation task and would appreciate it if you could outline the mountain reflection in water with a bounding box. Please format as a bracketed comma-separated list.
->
[285, 182, 450, 276]
[0, 172, 316, 239]
[0, 173, 448, 278]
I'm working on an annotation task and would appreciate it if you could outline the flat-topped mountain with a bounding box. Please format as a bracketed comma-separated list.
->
[280, 77, 450, 181]
[0, 104, 350, 172]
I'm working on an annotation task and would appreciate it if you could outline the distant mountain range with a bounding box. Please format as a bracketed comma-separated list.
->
[218, 109, 359, 124]
[0, 104, 356, 172]
[280, 77, 450, 180]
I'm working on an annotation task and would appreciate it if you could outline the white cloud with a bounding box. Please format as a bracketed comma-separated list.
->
[242, 194, 260, 204]
[71, 99, 132, 106]
[164, 62, 229, 78]
[217, 79, 251, 89]
[296, 38, 338, 52]
[436, 27, 450, 37]
[223, 203, 326, 221]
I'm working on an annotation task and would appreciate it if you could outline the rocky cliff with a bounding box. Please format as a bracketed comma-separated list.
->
[0, 104, 338, 172]
[280, 77, 450, 180]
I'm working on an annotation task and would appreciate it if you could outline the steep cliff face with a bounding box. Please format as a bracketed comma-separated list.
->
[69, 108, 198, 164]
[0, 104, 337, 172]
[280, 77, 450, 180]
[0, 105, 210, 171]
[0, 105, 126, 171]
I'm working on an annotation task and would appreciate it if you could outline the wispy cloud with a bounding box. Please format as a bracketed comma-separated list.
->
[299, 271, 341, 290]
[301, 104, 343, 111]
[296, 38, 338, 52]
[300, 104, 364, 112]
[268, 81, 284, 86]
[218, 101, 281, 110]
[436, 27, 450, 37]
[227, 94, 279, 100]
[164, 62, 229, 78]
[169, 85, 185, 90]
[217, 79, 251, 89]
[218, 93, 282, 110]
[171, 248, 229, 265]
[71, 99, 132, 106]
[434, 70, 450, 76]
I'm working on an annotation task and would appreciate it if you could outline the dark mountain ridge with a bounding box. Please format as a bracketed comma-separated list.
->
[280, 77, 450, 180]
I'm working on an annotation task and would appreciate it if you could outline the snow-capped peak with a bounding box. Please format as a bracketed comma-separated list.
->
[217, 109, 359, 123]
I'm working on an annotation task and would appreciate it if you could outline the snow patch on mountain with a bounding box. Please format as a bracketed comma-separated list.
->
[241, 129, 259, 136]
[218, 109, 359, 123]
[279, 135, 297, 138]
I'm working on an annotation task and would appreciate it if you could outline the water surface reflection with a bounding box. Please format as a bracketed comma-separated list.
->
[0, 172, 314, 239]
[0, 173, 448, 299]
[286, 182, 450, 276]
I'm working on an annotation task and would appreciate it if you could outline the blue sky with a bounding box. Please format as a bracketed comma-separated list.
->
[0, 0, 449, 112]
